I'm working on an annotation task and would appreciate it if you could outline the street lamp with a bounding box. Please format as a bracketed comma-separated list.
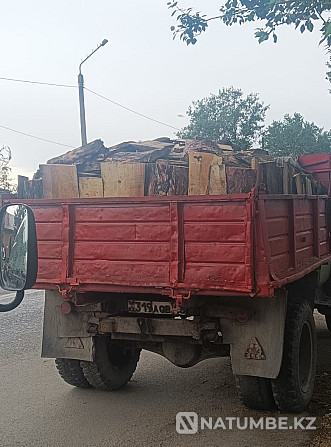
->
[78, 39, 108, 147]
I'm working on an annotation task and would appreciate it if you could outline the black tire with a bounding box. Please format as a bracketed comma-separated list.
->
[235, 375, 275, 410]
[81, 338, 141, 391]
[271, 300, 317, 413]
[55, 358, 92, 388]
[325, 315, 331, 332]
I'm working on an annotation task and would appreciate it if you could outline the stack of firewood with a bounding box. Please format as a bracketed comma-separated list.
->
[17, 138, 325, 199]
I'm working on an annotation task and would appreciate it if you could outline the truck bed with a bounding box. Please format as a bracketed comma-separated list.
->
[5, 192, 331, 298]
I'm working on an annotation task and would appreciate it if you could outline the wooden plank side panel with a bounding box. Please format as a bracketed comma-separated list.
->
[101, 162, 145, 197]
[40, 164, 79, 199]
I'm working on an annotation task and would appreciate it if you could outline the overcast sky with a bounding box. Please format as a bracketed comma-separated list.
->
[0, 0, 330, 180]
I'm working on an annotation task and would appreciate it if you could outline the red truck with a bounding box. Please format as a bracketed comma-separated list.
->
[1, 186, 331, 413]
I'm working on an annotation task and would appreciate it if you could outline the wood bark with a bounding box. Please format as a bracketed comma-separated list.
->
[260, 162, 283, 194]
[17, 175, 43, 199]
[226, 167, 257, 194]
[145, 161, 188, 196]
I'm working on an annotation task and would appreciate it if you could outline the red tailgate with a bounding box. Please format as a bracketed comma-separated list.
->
[28, 195, 255, 295]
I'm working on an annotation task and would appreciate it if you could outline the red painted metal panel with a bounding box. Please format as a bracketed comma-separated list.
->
[185, 243, 245, 263]
[36, 223, 62, 241]
[37, 259, 62, 282]
[75, 205, 170, 222]
[183, 203, 246, 221]
[184, 222, 246, 242]
[3, 192, 330, 298]
[31, 206, 63, 222]
[37, 242, 62, 259]
[183, 263, 247, 286]
[74, 260, 170, 284]
[258, 195, 331, 287]
[74, 241, 170, 261]
[299, 154, 331, 193]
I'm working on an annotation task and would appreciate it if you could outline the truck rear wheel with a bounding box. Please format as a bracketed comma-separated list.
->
[55, 358, 92, 388]
[271, 300, 316, 413]
[81, 338, 141, 391]
[235, 375, 275, 410]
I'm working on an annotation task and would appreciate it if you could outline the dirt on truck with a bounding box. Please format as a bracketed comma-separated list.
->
[1, 139, 331, 419]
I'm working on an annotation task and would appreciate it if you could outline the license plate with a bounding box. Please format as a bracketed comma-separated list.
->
[128, 300, 183, 315]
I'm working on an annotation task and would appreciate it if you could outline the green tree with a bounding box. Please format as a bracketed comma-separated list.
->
[178, 87, 269, 150]
[263, 113, 331, 156]
[0, 146, 14, 194]
[168, 1, 331, 84]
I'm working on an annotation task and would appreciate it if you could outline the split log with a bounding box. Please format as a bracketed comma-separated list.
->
[226, 167, 257, 194]
[188, 151, 223, 195]
[145, 161, 188, 196]
[40, 164, 79, 199]
[208, 164, 227, 195]
[260, 162, 283, 194]
[17, 175, 28, 199]
[17, 176, 43, 199]
[251, 158, 262, 190]
[294, 173, 304, 194]
[101, 162, 145, 197]
[47, 139, 108, 165]
[305, 177, 313, 195]
[79, 177, 103, 198]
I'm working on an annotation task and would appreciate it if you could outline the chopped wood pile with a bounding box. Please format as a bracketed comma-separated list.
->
[18, 137, 326, 199]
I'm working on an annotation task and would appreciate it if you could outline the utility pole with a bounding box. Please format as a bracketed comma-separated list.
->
[78, 39, 108, 147]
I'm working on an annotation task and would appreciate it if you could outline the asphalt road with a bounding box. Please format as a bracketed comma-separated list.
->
[0, 290, 330, 447]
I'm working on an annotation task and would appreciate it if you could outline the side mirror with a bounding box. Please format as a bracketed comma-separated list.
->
[0, 204, 38, 312]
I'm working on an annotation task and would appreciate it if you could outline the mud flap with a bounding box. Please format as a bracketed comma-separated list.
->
[221, 293, 287, 379]
[41, 290, 94, 361]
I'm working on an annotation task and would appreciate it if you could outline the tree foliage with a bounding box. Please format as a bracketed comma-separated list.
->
[168, 1, 331, 83]
[263, 112, 331, 156]
[0, 146, 14, 194]
[178, 87, 269, 150]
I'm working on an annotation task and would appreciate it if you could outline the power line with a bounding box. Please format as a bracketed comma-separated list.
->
[0, 76, 181, 130]
[0, 76, 181, 133]
[0, 77, 76, 88]
[84, 87, 180, 131]
[0, 125, 75, 148]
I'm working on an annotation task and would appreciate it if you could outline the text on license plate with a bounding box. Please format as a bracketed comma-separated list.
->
[128, 300, 180, 315]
